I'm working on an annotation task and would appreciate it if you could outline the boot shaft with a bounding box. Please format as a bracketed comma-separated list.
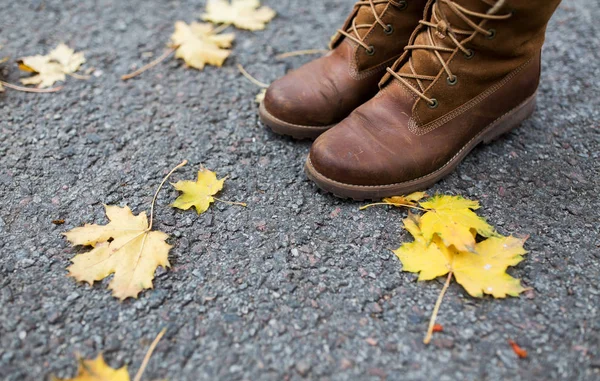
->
[383, 0, 562, 125]
[330, 0, 430, 72]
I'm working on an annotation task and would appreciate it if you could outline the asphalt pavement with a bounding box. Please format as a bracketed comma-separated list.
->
[0, 0, 599, 380]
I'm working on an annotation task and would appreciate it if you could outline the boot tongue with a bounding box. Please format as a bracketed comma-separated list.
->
[348, 3, 389, 39]
[395, 0, 492, 93]
[437, 0, 491, 31]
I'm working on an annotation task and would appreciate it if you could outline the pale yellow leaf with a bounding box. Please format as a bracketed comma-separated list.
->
[51, 354, 129, 381]
[64, 205, 171, 300]
[419, 195, 495, 252]
[171, 168, 226, 214]
[202, 0, 276, 31]
[170, 21, 235, 70]
[18, 43, 85, 88]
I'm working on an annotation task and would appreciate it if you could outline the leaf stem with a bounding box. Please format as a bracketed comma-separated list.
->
[237, 64, 269, 88]
[67, 72, 91, 80]
[121, 46, 178, 81]
[276, 49, 328, 59]
[149, 160, 188, 230]
[133, 328, 167, 381]
[211, 23, 231, 34]
[424, 271, 452, 345]
[214, 197, 247, 207]
[0, 80, 63, 93]
[359, 202, 428, 211]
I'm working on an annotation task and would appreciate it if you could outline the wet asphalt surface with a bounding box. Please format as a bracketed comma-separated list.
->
[1, 0, 599, 380]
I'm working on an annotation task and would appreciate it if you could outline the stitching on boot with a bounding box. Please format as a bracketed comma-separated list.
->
[408, 58, 532, 135]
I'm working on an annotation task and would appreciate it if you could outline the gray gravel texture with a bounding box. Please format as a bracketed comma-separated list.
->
[1, 0, 599, 380]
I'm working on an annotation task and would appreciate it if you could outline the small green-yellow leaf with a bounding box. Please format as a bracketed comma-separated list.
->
[171, 168, 225, 214]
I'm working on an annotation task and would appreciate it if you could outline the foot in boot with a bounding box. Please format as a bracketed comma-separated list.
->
[259, 0, 428, 139]
[306, 0, 562, 199]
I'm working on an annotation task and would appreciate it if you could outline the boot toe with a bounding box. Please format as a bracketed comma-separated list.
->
[308, 117, 401, 187]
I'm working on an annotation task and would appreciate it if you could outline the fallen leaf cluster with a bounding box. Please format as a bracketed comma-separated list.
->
[64, 162, 244, 300]
[363, 193, 528, 344]
[123, 0, 276, 78]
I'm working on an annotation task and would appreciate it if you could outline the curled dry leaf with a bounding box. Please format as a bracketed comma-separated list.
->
[51, 354, 129, 381]
[394, 213, 527, 298]
[18, 43, 85, 87]
[382, 192, 428, 207]
[202, 0, 276, 31]
[63, 205, 171, 300]
[171, 21, 235, 70]
[171, 168, 226, 214]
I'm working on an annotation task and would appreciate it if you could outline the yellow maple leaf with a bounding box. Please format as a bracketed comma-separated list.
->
[394, 214, 527, 298]
[201, 0, 276, 31]
[419, 195, 495, 253]
[18, 43, 85, 88]
[170, 21, 235, 70]
[63, 205, 171, 300]
[171, 168, 226, 214]
[394, 214, 450, 281]
[51, 354, 129, 381]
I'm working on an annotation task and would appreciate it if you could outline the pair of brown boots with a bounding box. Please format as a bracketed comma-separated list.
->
[259, 0, 561, 200]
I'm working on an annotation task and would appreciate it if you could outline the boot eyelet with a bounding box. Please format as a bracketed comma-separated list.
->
[446, 76, 458, 86]
[365, 45, 375, 56]
[428, 99, 439, 109]
[464, 49, 475, 59]
[397, 0, 408, 10]
[384, 24, 394, 35]
[486, 29, 496, 40]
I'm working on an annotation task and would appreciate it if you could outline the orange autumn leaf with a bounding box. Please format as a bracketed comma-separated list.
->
[508, 339, 528, 359]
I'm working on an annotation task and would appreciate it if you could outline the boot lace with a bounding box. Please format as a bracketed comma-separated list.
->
[338, 0, 408, 55]
[387, 0, 512, 107]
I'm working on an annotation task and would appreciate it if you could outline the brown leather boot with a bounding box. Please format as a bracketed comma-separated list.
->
[259, 0, 428, 139]
[306, 0, 561, 199]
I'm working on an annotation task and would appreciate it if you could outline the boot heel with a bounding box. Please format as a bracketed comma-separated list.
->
[482, 93, 537, 144]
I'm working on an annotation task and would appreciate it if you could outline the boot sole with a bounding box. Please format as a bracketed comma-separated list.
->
[259, 101, 335, 140]
[305, 93, 538, 201]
